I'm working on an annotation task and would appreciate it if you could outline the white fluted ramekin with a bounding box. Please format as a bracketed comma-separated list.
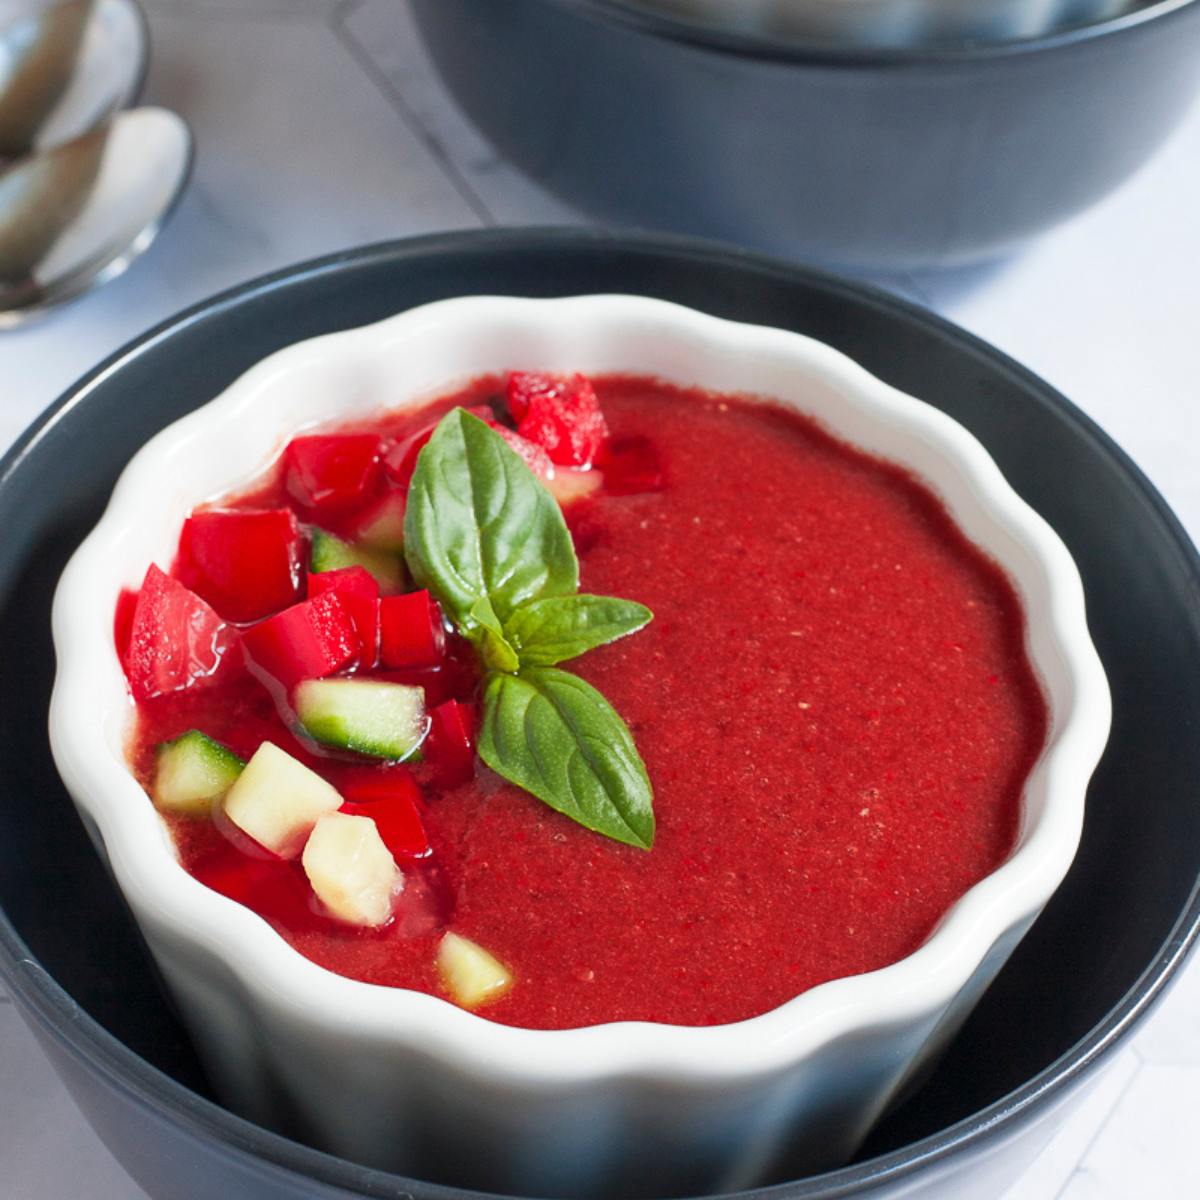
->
[49, 295, 1111, 1199]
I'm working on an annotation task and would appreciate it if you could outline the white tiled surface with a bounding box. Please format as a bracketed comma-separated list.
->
[1, 1, 1198, 1197]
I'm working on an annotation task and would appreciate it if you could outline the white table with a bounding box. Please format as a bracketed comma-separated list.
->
[2, 2, 1198, 1197]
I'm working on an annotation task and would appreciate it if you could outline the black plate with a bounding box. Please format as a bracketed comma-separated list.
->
[2, 230, 1198, 1200]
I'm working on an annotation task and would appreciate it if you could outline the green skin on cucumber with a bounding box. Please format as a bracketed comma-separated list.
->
[310, 528, 406, 593]
[294, 678, 427, 761]
[154, 730, 245, 816]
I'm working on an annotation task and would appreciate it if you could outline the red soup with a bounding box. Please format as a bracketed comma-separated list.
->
[120, 373, 1047, 1030]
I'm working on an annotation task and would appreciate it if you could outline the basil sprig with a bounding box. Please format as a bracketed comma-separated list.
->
[404, 410, 655, 849]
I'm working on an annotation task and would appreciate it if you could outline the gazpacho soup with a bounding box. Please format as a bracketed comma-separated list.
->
[117, 371, 1047, 1030]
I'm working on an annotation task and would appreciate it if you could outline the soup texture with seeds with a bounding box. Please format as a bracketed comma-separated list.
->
[123, 374, 1046, 1029]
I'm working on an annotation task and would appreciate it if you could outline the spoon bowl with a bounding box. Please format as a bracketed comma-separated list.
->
[0, 0, 94, 157]
[0, 105, 191, 322]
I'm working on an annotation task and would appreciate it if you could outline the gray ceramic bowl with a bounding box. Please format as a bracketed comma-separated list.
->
[630, 0, 1133, 47]
[412, 0, 1200, 268]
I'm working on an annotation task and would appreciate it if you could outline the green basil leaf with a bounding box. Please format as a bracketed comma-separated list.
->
[479, 666, 654, 850]
[468, 597, 520, 672]
[403, 409, 578, 631]
[506, 595, 653, 667]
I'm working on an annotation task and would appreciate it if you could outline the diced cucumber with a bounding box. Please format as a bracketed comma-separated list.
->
[222, 741, 342, 858]
[354, 492, 407, 553]
[153, 730, 245, 816]
[437, 932, 513, 1010]
[302, 812, 403, 927]
[294, 678, 427, 761]
[310, 527, 405, 593]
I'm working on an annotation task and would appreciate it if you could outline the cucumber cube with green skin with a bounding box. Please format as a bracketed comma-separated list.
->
[437, 932, 513, 1010]
[309, 527, 405, 593]
[295, 678, 427, 761]
[353, 491, 407, 553]
[222, 741, 342, 858]
[153, 730, 245, 816]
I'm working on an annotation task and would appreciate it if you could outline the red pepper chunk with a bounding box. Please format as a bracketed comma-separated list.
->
[242, 591, 359, 688]
[307, 567, 380, 669]
[382, 429, 433, 490]
[383, 406, 494, 489]
[339, 770, 429, 858]
[177, 508, 303, 623]
[284, 434, 383, 516]
[488, 421, 555, 480]
[507, 371, 608, 468]
[425, 699, 476, 789]
[125, 565, 239, 702]
[379, 590, 446, 670]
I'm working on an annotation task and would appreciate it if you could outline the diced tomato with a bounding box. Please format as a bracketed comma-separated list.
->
[339, 769, 429, 858]
[114, 587, 138, 667]
[507, 371, 608, 468]
[383, 429, 433, 489]
[487, 421, 555, 481]
[379, 590, 446, 670]
[125, 565, 239, 702]
[596, 435, 665, 495]
[193, 852, 319, 929]
[242, 591, 359, 688]
[352, 489, 407, 551]
[425, 699, 476, 789]
[177, 508, 303, 623]
[382, 405, 494, 489]
[284, 434, 383, 517]
[306, 567, 379, 669]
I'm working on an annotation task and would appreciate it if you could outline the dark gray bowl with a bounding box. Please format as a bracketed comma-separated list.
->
[411, 0, 1200, 269]
[2, 230, 1199, 1200]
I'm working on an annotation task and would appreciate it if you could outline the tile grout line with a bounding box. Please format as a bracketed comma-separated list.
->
[1049, 1059, 1145, 1200]
[329, 0, 497, 229]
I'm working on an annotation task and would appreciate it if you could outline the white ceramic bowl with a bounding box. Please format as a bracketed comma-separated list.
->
[49, 295, 1111, 1199]
[628, 0, 1133, 47]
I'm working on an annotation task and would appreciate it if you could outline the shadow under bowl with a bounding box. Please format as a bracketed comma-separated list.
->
[1, 230, 1199, 1200]
[410, 0, 1200, 270]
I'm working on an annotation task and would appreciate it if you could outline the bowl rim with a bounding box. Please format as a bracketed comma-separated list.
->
[563, 0, 1200, 64]
[48, 286, 1110, 1085]
[2, 228, 1194, 1199]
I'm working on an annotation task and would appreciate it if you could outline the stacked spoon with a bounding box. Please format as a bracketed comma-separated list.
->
[0, 0, 191, 323]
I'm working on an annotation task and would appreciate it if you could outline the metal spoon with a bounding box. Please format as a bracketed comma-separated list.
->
[0, 0, 148, 158]
[0, 106, 192, 323]
[0, 0, 94, 157]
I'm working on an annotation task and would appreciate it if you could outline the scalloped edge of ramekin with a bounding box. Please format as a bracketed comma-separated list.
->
[49, 294, 1111, 1088]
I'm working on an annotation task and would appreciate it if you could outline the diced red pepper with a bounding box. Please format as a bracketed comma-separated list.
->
[306, 567, 379, 669]
[507, 371, 608, 468]
[425, 699, 476, 789]
[177, 508, 303, 623]
[382, 406, 494, 489]
[241, 591, 359, 688]
[596, 435, 665, 496]
[379, 590, 446, 670]
[193, 852, 321, 930]
[284, 434, 383, 517]
[124, 565, 239, 702]
[114, 586, 138, 667]
[383, 429, 433, 489]
[338, 769, 429, 858]
[487, 421, 555, 481]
